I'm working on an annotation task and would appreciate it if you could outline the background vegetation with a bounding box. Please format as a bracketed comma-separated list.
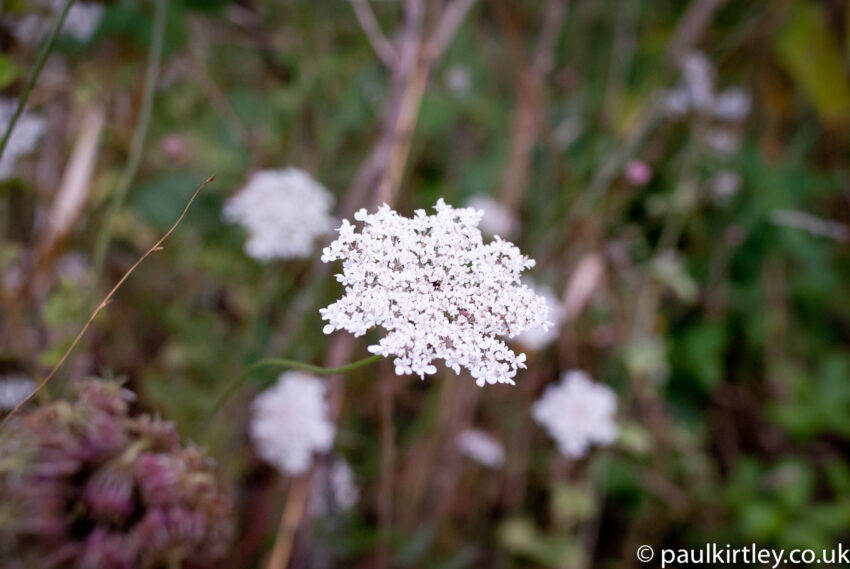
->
[2, 0, 849, 567]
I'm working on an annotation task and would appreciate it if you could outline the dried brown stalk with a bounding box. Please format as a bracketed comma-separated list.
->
[266, 476, 311, 569]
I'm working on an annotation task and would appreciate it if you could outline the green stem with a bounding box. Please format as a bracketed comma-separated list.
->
[88, 0, 167, 307]
[0, 0, 76, 161]
[209, 353, 382, 418]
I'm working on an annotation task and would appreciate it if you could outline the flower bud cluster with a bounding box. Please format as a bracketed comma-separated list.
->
[0, 380, 233, 568]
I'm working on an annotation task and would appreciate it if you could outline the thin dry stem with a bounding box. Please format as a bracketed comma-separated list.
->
[0, 176, 214, 429]
[266, 476, 311, 569]
[350, 0, 398, 68]
[33, 103, 106, 291]
[667, 0, 729, 62]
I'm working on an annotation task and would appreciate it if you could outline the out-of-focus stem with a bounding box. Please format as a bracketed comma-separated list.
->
[0, 0, 75, 161]
[89, 0, 167, 307]
[266, 476, 310, 569]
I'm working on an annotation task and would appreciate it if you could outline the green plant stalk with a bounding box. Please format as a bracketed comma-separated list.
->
[209, 353, 383, 418]
[88, 0, 168, 306]
[0, 0, 76, 161]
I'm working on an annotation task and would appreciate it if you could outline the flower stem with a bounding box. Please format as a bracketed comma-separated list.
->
[208, 354, 382, 419]
[0, 0, 76, 161]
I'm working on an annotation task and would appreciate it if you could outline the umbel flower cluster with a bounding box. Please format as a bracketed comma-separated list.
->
[532, 370, 618, 458]
[0, 380, 233, 569]
[224, 168, 336, 261]
[250, 372, 335, 476]
[320, 199, 550, 386]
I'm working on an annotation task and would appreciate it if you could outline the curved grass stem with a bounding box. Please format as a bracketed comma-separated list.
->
[209, 353, 382, 418]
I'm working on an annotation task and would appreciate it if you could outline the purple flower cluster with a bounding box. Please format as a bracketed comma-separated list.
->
[0, 380, 233, 568]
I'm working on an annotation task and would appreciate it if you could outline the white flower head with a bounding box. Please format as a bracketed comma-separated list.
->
[532, 370, 618, 458]
[713, 87, 751, 122]
[444, 65, 471, 96]
[661, 52, 750, 125]
[310, 458, 359, 517]
[250, 372, 335, 476]
[0, 374, 35, 411]
[681, 52, 715, 112]
[711, 170, 741, 200]
[457, 429, 505, 468]
[0, 98, 45, 180]
[515, 284, 564, 351]
[704, 128, 740, 156]
[9, 0, 103, 45]
[661, 88, 691, 117]
[224, 168, 336, 261]
[466, 194, 520, 239]
[320, 199, 550, 387]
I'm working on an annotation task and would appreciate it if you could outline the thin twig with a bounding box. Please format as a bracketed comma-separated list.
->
[89, 0, 168, 304]
[0, 176, 215, 429]
[0, 0, 76, 161]
[349, 0, 398, 68]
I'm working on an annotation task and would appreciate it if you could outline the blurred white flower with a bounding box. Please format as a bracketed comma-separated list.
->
[467, 194, 519, 239]
[250, 372, 335, 476]
[661, 52, 750, 126]
[224, 168, 336, 261]
[61, 1, 103, 42]
[0, 374, 35, 411]
[553, 115, 582, 147]
[771, 210, 850, 243]
[532, 370, 618, 458]
[9, 0, 103, 45]
[711, 170, 741, 200]
[704, 128, 740, 156]
[320, 199, 550, 387]
[457, 428, 505, 468]
[310, 458, 359, 517]
[712, 87, 751, 122]
[681, 52, 715, 112]
[661, 88, 691, 117]
[515, 284, 564, 351]
[0, 98, 45, 180]
[444, 65, 471, 96]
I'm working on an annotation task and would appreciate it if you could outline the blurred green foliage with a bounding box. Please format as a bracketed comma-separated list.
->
[1, 0, 850, 567]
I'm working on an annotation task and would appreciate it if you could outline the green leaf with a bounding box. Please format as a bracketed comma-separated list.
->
[775, 2, 850, 124]
[0, 56, 21, 90]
